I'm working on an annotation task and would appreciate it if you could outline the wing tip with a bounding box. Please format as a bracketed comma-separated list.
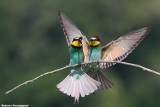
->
[142, 26, 151, 33]
[139, 26, 151, 40]
[145, 26, 151, 30]
[145, 26, 151, 35]
[58, 10, 62, 16]
[57, 10, 71, 46]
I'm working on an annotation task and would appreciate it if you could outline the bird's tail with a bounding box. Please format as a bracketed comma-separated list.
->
[57, 69, 101, 104]
[87, 69, 113, 90]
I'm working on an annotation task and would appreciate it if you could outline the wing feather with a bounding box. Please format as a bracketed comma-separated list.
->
[100, 27, 150, 68]
[58, 10, 89, 62]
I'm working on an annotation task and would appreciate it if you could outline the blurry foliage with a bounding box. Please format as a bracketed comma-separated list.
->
[1, 0, 160, 107]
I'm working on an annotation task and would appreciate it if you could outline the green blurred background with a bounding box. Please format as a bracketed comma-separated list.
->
[1, 0, 160, 107]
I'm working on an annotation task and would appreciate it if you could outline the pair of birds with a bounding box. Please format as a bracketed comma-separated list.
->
[56, 10, 150, 104]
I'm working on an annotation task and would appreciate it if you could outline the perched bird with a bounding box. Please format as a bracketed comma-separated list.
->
[57, 37, 100, 104]
[58, 10, 150, 90]
[87, 36, 113, 90]
[58, 10, 113, 90]
[88, 26, 150, 90]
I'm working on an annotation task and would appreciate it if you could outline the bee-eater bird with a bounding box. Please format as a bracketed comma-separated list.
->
[58, 10, 150, 90]
[87, 25, 150, 90]
[57, 37, 101, 104]
[87, 36, 113, 90]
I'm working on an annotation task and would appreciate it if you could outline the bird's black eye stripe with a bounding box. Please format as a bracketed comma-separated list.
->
[96, 38, 100, 41]
[79, 37, 82, 41]
[72, 37, 82, 44]
[78, 39, 82, 44]
[78, 37, 82, 43]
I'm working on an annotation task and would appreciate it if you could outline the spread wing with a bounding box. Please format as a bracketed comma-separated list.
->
[100, 27, 150, 68]
[58, 10, 89, 62]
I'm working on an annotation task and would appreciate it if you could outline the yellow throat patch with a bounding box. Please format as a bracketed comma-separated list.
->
[90, 41, 100, 46]
[72, 41, 82, 47]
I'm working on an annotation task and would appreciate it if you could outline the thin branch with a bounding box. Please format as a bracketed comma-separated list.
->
[6, 60, 160, 94]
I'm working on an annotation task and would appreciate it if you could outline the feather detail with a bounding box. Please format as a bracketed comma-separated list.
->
[100, 27, 150, 68]
[87, 69, 113, 90]
[58, 10, 82, 46]
[58, 10, 90, 63]
[57, 70, 101, 104]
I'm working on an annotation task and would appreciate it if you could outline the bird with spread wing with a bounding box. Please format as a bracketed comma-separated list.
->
[58, 10, 150, 90]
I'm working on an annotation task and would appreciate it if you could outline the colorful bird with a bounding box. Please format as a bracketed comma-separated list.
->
[57, 37, 100, 104]
[58, 10, 150, 90]
[87, 36, 113, 90]
[87, 26, 150, 90]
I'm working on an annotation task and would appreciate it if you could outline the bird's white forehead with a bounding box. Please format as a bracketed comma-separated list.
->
[91, 37, 97, 40]
[74, 37, 79, 39]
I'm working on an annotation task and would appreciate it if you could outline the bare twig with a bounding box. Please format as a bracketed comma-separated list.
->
[6, 60, 160, 94]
